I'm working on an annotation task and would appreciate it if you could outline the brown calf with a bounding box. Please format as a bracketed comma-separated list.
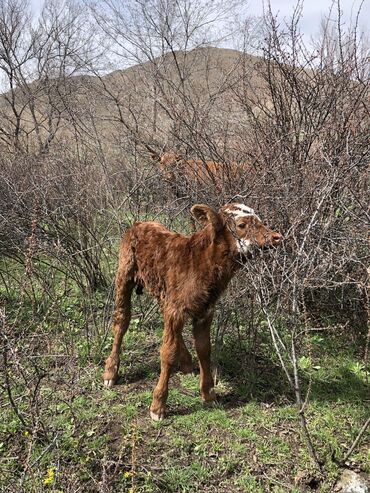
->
[103, 203, 282, 420]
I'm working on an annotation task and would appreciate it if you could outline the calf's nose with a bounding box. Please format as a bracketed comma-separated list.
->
[271, 232, 283, 246]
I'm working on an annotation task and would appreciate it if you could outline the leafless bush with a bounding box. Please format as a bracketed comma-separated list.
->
[228, 1, 368, 469]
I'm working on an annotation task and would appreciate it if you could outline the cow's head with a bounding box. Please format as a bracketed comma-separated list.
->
[220, 203, 283, 256]
[158, 152, 183, 181]
[160, 152, 182, 167]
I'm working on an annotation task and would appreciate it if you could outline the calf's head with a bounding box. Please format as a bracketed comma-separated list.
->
[191, 203, 283, 256]
[221, 203, 283, 255]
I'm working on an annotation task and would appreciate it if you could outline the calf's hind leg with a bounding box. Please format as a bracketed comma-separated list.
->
[103, 245, 135, 387]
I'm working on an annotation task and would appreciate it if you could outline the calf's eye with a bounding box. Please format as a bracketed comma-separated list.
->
[238, 223, 246, 229]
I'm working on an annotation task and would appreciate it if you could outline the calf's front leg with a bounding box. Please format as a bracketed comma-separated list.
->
[192, 311, 216, 403]
[178, 334, 193, 374]
[150, 310, 184, 421]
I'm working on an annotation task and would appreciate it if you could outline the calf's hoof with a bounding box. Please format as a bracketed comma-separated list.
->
[203, 399, 218, 408]
[150, 401, 166, 421]
[103, 356, 119, 387]
[202, 389, 217, 406]
[150, 410, 165, 421]
[103, 378, 117, 388]
[102, 369, 119, 388]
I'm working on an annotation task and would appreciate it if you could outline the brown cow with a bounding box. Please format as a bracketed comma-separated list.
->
[103, 203, 282, 420]
[157, 151, 248, 193]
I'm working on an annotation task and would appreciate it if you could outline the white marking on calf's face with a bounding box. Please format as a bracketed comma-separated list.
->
[224, 203, 261, 221]
[234, 203, 255, 214]
[237, 238, 253, 254]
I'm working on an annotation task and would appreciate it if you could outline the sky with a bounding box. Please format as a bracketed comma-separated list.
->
[253, 0, 368, 41]
[29, 0, 368, 45]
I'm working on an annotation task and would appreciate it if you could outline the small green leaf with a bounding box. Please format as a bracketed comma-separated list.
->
[298, 356, 312, 370]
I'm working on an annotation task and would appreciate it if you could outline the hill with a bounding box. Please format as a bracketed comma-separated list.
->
[0, 47, 268, 157]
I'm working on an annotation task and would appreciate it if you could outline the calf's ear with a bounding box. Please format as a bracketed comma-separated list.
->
[191, 204, 224, 232]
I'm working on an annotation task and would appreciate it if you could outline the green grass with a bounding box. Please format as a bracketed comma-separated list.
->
[1, 264, 369, 492]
